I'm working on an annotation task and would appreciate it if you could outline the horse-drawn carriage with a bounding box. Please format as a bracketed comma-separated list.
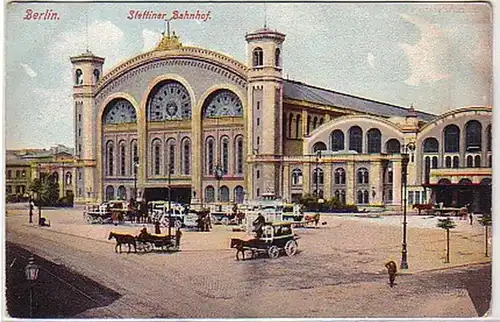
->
[108, 228, 180, 253]
[84, 203, 113, 224]
[230, 222, 300, 260]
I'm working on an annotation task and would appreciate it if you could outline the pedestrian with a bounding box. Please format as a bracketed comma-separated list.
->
[154, 221, 161, 234]
[175, 228, 182, 249]
[385, 260, 397, 287]
[253, 213, 265, 238]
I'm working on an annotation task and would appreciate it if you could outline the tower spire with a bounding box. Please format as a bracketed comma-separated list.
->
[164, 17, 172, 37]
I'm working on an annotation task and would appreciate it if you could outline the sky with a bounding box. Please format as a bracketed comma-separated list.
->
[4, 1, 493, 149]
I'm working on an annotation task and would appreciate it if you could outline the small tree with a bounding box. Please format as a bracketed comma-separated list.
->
[478, 213, 492, 257]
[437, 217, 456, 263]
[30, 173, 59, 207]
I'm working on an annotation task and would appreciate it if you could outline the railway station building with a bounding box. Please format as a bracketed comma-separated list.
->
[63, 26, 492, 212]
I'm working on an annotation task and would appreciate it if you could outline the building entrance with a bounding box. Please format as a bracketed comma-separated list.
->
[143, 187, 191, 205]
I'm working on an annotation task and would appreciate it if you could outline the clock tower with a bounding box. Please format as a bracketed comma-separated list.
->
[245, 28, 286, 200]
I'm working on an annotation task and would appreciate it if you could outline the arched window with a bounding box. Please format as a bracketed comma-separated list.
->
[275, 48, 280, 67]
[334, 168, 346, 185]
[458, 178, 473, 185]
[367, 128, 382, 153]
[313, 117, 318, 130]
[487, 125, 492, 151]
[363, 190, 369, 204]
[432, 156, 438, 168]
[106, 141, 114, 176]
[444, 125, 460, 153]
[119, 141, 126, 176]
[130, 140, 138, 175]
[331, 130, 344, 151]
[117, 186, 127, 200]
[253, 47, 263, 66]
[488, 155, 492, 167]
[313, 141, 327, 153]
[182, 139, 191, 175]
[319, 118, 324, 126]
[296, 115, 301, 138]
[105, 185, 114, 201]
[423, 138, 439, 153]
[93, 69, 100, 83]
[357, 168, 369, 184]
[151, 139, 162, 176]
[206, 137, 215, 175]
[166, 139, 176, 175]
[453, 156, 459, 168]
[386, 139, 401, 154]
[357, 190, 363, 204]
[349, 126, 363, 153]
[75, 69, 83, 85]
[235, 136, 244, 175]
[424, 156, 431, 183]
[221, 137, 229, 175]
[65, 172, 72, 185]
[445, 156, 452, 168]
[474, 155, 481, 168]
[438, 178, 451, 185]
[288, 114, 294, 138]
[335, 190, 346, 204]
[220, 186, 230, 202]
[307, 116, 311, 135]
[467, 155, 473, 168]
[205, 186, 215, 203]
[291, 169, 303, 185]
[234, 186, 244, 204]
[313, 168, 324, 185]
[52, 172, 59, 184]
[465, 120, 482, 152]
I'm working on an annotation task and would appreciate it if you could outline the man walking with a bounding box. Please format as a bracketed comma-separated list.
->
[385, 260, 397, 287]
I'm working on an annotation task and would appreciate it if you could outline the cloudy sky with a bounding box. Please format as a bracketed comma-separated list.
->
[4, 2, 493, 149]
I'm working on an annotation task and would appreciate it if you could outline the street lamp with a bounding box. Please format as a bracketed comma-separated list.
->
[133, 156, 139, 200]
[400, 142, 415, 270]
[215, 164, 224, 202]
[28, 192, 34, 224]
[167, 163, 173, 237]
[25, 256, 39, 318]
[314, 150, 323, 210]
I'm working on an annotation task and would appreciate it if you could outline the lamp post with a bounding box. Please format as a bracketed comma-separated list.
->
[215, 164, 223, 202]
[28, 192, 34, 223]
[25, 256, 40, 318]
[315, 150, 322, 210]
[168, 164, 173, 237]
[400, 142, 415, 270]
[133, 156, 139, 200]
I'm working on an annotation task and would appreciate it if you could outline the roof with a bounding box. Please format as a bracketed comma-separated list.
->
[282, 79, 436, 122]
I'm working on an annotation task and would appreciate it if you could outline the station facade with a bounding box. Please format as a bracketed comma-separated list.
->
[64, 27, 491, 212]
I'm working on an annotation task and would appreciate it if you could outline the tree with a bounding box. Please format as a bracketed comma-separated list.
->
[29, 173, 59, 207]
[436, 217, 456, 263]
[478, 213, 492, 257]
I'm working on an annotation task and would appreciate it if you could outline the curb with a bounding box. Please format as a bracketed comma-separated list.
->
[398, 261, 492, 275]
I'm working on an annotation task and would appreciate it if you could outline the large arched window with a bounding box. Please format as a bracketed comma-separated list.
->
[465, 120, 482, 152]
[205, 186, 215, 203]
[386, 139, 401, 154]
[130, 140, 138, 175]
[103, 99, 137, 124]
[151, 139, 162, 176]
[235, 136, 244, 175]
[105, 185, 114, 201]
[367, 128, 382, 153]
[487, 125, 492, 152]
[334, 168, 346, 185]
[166, 139, 176, 175]
[313, 141, 327, 153]
[331, 130, 344, 151]
[423, 138, 439, 153]
[349, 126, 363, 153]
[275, 48, 281, 66]
[220, 186, 230, 202]
[291, 169, 303, 185]
[234, 186, 244, 204]
[106, 140, 114, 176]
[221, 136, 229, 175]
[357, 168, 369, 184]
[203, 90, 243, 118]
[253, 47, 263, 66]
[182, 138, 191, 175]
[117, 185, 127, 200]
[444, 125, 460, 153]
[119, 141, 127, 176]
[313, 168, 324, 185]
[206, 137, 215, 175]
[147, 81, 192, 121]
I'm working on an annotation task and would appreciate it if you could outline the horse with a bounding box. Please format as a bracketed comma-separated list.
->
[108, 232, 137, 253]
[230, 238, 258, 261]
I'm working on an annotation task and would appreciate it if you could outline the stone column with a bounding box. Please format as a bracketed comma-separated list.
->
[346, 159, 355, 204]
[323, 162, 332, 199]
[369, 161, 382, 205]
[303, 162, 311, 195]
[282, 163, 290, 202]
[392, 160, 402, 208]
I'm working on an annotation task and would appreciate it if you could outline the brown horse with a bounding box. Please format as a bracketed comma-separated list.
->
[108, 232, 137, 253]
[230, 238, 259, 261]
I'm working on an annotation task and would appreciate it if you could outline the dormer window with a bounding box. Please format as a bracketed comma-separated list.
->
[252, 47, 263, 66]
[275, 48, 280, 67]
[93, 69, 100, 83]
[75, 69, 83, 85]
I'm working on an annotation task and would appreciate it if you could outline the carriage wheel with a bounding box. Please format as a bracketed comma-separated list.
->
[97, 217, 104, 224]
[268, 246, 280, 259]
[221, 217, 230, 225]
[174, 220, 183, 229]
[284, 240, 298, 257]
[143, 242, 153, 253]
[84, 214, 93, 224]
[160, 218, 169, 228]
